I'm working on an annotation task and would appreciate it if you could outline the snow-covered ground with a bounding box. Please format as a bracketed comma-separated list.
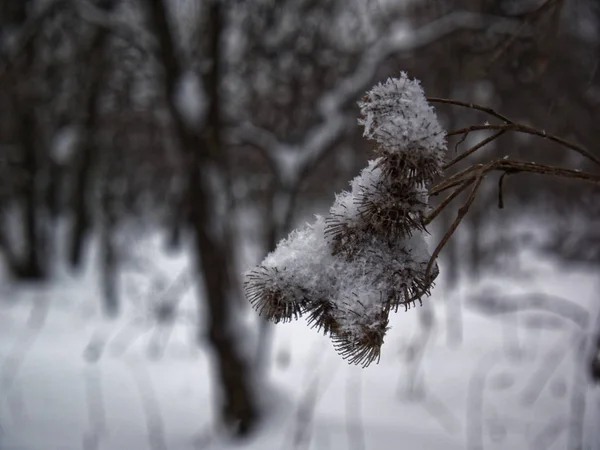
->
[1, 232, 599, 450]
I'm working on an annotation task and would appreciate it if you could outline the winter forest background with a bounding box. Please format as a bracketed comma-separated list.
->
[1, 0, 600, 449]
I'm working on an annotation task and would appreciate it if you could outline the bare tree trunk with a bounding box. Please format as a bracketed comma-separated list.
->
[68, 2, 114, 270]
[20, 108, 46, 279]
[145, 0, 261, 435]
[6, 5, 47, 281]
[99, 171, 119, 318]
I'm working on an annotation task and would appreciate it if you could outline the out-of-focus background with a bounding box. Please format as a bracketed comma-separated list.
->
[1, 0, 600, 449]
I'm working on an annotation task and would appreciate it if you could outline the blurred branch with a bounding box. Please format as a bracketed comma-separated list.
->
[0, 0, 71, 80]
[233, 9, 539, 184]
[76, 0, 153, 57]
[69, 0, 116, 269]
[318, 11, 533, 117]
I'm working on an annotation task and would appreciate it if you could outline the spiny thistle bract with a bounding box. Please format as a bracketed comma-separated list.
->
[244, 72, 447, 367]
[325, 159, 429, 257]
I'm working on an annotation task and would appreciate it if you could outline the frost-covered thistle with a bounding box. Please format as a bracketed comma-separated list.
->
[359, 73, 446, 185]
[244, 72, 447, 367]
[325, 159, 429, 257]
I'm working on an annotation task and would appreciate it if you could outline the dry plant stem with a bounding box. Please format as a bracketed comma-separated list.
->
[430, 164, 485, 196]
[427, 97, 515, 124]
[425, 178, 475, 226]
[420, 158, 600, 299]
[446, 124, 600, 167]
[425, 174, 483, 284]
[443, 130, 506, 170]
[431, 159, 600, 198]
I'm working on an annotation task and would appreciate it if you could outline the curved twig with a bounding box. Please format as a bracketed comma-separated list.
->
[444, 130, 506, 170]
[425, 174, 483, 283]
[427, 97, 514, 124]
[431, 159, 600, 198]
[425, 178, 475, 226]
[446, 124, 600, 167]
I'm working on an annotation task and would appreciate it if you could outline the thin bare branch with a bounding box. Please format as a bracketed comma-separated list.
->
[443, 130, 506, 170]
[428, 97, 514, 124]
[76, 0, 153, 57]
[425, 177, 475, 226]
[0, 0, 72, 80]
[426, 174, 483, 283]
[431, 159, 600, 198]
[445, 124, 600, 167]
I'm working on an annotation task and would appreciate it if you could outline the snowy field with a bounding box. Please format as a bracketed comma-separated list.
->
[1, 231, 599, 450]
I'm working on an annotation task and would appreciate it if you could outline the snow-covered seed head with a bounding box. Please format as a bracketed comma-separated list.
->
[305, 298, 341, 335]
[325, 213, 364, 258]
[244, 216, 335, 323]
[349, 235, 437, 312]
[353, 177, 427, 238]
[358, 72, 446, 185]
[325, 159, 428, 257]
[244, 267, 306, 323]
[244, 73, 444, 369]
[330, 295, 390, 367]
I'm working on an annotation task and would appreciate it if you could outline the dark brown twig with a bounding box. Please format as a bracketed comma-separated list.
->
[427, 97, 514, 124]
[425, 177, 476, 226]
[425, 158, 600, 283]
[443, 130, 506, 170]
[445, 124, 600, 167]
[431, 159, 600, 198]
[425, 174, 483, 284]
[498, 171, 510, 209]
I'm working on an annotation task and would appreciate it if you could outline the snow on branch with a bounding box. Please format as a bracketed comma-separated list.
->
[233, 9, 528, 193]
[244, 73, 445, 367]
[76, 0, 154, 56]
[317, 10, 532, 118]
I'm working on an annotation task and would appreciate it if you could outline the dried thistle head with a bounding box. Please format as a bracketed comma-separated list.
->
[374, 147, 443, 188]
[244, 266, 306, 323]
[330, 291, 390, 367]
[245, 216, 336, 323]
[353, 175, 428, 238]
[324, 212, 364, 258]
[305, 298, 341, 335]
[244, 72, 447, 368]
[358, 72, 446, 185]
[325, 159, 428, 258]
[354, 234, 438, 312]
